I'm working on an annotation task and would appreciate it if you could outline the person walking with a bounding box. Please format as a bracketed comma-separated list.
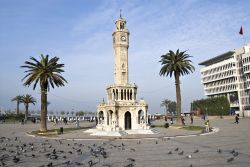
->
[181, 116, 185, 125]
[190, 113, 194, 124]
[170, 117, 174, 124]
[235, 114, 239, 124]
[205, 120, 210, 132]
[63, 117, 67, 125]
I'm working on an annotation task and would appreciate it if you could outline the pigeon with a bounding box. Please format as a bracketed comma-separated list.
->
[227, 157, 234, 162]
[186, 154, 192, 159]
[174, 147, 179, 151]
[155, 141, 158, 144]
[233, 152, 239, 157]
[127, 158, 135, 162]
[230, 149, 236, 154]
[12, 156, 20, 163]
[193, 149, 199, 153]
[178, 151, 184, 155]
[45, 153, 51, 158]
[49, 154, 58, 160]
[217, 149, 222, 153]
[88, 160, 93, 167]
[62, 161, 70, 165]
[168, 151, 172, 154]
[47, 162, 53, 167]
[0, 159, 6, 167]
[102, 151, 108, 158]
[124, 163, 134, 167]
[75, 162, 83, 166]
[130, 148, 136, 152]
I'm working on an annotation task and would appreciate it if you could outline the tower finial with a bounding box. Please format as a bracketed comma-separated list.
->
[120, 9, 122, 18]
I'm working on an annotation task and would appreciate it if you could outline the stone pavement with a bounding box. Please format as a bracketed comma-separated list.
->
[0, 116, 250, 167]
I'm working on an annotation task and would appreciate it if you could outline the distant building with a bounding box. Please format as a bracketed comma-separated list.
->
[199, 44, 250, 117]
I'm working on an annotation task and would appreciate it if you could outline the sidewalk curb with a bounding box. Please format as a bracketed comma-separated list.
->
[25, 127, 219, 141]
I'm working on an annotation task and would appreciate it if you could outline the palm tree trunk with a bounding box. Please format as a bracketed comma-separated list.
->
[175, 73, 182, 125]
[17, 101, 20, 115]
[25, 104, 28, 121]
[40, 87, 47, 131]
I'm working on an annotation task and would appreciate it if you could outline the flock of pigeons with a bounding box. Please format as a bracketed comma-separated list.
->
[0, 135, 240, 167]
[0, 136, 139, 167]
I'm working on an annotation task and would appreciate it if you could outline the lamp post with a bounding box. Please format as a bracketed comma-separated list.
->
[204, 107, 207, 120]
[220, 106, 223, 119]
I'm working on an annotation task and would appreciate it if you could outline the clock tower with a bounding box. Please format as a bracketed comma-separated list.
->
[93, 14, 150, 133]
[112, 16, 129, 85]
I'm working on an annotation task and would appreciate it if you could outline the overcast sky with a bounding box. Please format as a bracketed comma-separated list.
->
[1, 0, 250, 114]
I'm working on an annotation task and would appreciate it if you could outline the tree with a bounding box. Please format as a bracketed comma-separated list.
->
[20, 94, 36, 121]
[192, 96, 230, 116]
[76, 111, 85, 116]
[21, 54, 67, 131]
[160, 99, 171, 116]
[159, 49, 195, 124]
[11, 95, 22, 115]
[168, 101, 177, 114]
[61, 111, 65, 116]
[49, 111, 54, 115]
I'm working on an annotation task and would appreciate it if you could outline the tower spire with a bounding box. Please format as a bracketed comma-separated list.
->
[120, 9, 122, 18]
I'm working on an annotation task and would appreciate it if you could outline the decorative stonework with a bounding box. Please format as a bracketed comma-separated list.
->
[95, 15, 149, 132]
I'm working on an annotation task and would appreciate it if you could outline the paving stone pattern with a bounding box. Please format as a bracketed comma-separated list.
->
[0, 116, 250, 167]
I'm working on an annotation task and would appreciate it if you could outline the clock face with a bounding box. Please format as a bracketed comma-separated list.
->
[121, 36, 126, 41]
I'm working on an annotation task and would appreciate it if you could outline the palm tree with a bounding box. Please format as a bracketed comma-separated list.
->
[159, 49, 195, 124]
[160, 99, 171, 116]
[21, 54, 67, 131]
[11, 95, 22, 115]
[21, 94, 36, 121]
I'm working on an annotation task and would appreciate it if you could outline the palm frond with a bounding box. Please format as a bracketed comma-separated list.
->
[159, 49, 195, 78]
[21, 54, 67, 91]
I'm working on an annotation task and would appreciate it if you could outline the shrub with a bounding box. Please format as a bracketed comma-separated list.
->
[0, 113, 25, 122]
[192, 96, 230, 116]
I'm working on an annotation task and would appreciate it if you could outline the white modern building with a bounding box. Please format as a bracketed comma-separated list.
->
[199, 43, 250, 117]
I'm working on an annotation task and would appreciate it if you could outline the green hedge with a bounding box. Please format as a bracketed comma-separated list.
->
[0, 113, 25, 122]
[192, 96, 230, 116]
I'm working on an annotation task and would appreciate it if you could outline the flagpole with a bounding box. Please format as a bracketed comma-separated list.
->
[242, 35, 246, 46]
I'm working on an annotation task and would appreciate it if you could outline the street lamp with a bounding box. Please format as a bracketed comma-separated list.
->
[220, 106, 223, 119]
[204, 107, 208, 120]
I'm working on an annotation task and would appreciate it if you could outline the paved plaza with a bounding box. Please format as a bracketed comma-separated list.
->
[0, 116, 250, 167]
